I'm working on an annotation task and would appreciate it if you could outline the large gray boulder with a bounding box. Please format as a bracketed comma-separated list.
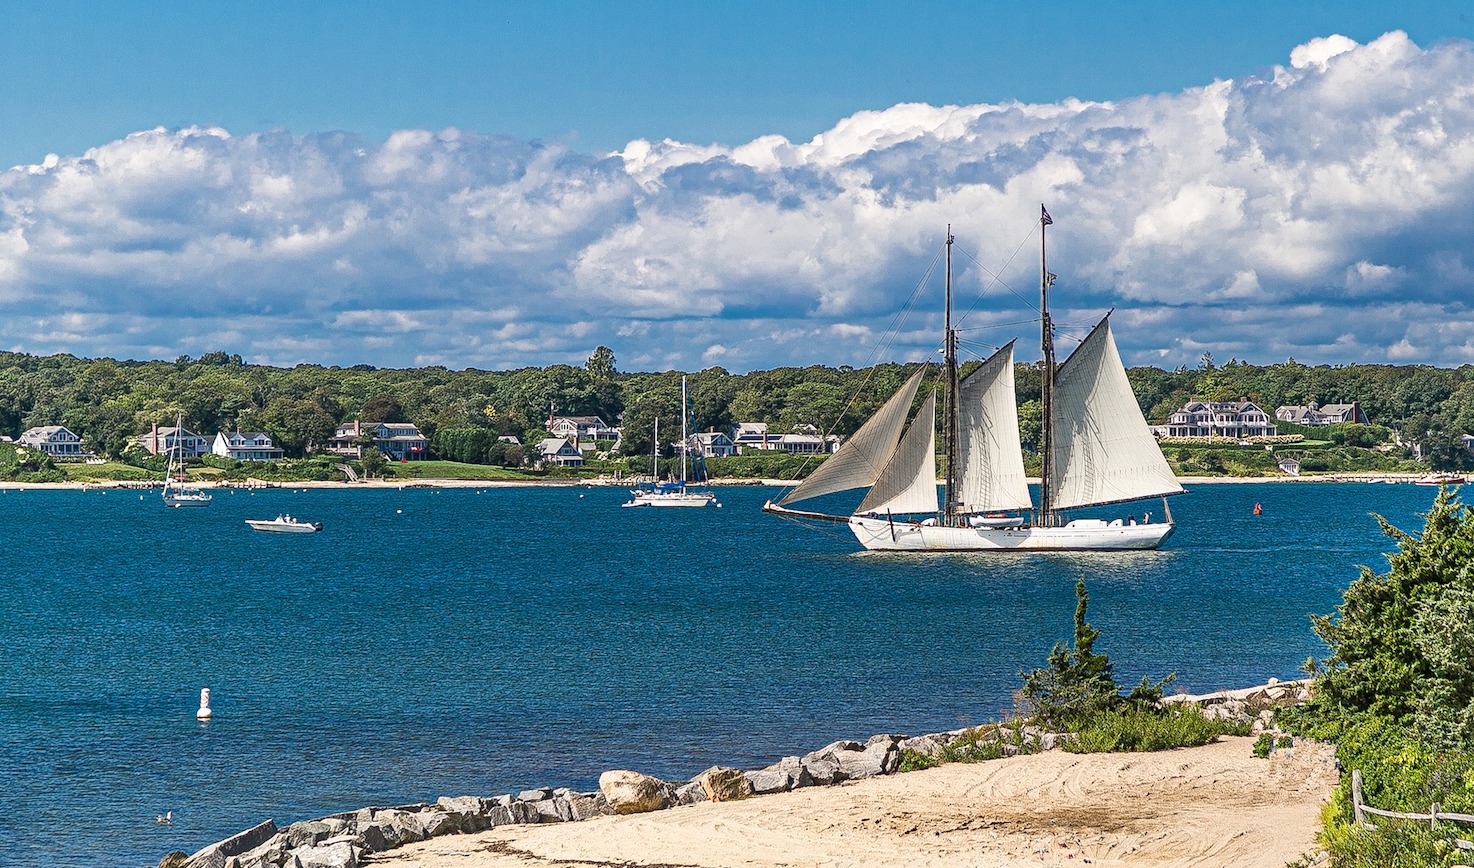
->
[283, 821, 338, 850]
[697, 766, 753, 802]
[565, 790, 611, 819]
[289, 841, 359, 868]
[185, 819, 280, 868]
[223, 832, 289, 868]
[598, 770, 670, 814]
[356, 810, 428, 853]
[417, 808, 464, 837]
[832, 740, 899, 780]
[897, 735, 947, 758]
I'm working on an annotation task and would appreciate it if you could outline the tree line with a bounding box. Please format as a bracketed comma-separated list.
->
[2, 347, 1471, 468]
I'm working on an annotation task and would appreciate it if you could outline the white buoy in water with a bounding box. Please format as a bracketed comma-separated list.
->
[196, 687, 212, 720]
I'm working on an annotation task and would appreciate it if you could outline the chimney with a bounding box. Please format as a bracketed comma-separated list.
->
[151, 423, 158, 456]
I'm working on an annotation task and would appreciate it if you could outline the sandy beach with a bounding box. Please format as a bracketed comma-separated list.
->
[371, 736, 1335, 868]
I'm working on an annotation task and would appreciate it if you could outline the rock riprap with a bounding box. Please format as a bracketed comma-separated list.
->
[162, 678, 1311, 868]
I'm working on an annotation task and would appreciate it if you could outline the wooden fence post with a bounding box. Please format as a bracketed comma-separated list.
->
[1352, 769, 1366, 827]
[1432, 802, 1440, 830]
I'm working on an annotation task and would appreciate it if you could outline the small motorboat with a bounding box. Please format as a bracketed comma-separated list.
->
[1415, 474, 1466, 486]
[244, 514, 323, 533]
[968, 513, 1027, 528]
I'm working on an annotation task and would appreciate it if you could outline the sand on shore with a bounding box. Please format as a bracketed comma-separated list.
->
[373, 736, 1335, 868]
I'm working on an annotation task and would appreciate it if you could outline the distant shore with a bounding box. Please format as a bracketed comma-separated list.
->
[0, 471, 1445, 491]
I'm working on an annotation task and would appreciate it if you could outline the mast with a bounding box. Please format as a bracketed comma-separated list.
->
[680, 376, 689, 486]
[1039, 205, 1056, 524]
[652, 417, 659, 482]
[942, 227, 960, 523]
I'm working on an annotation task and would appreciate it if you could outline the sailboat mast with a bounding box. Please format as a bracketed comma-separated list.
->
[1039, 205, 1056, 523]
[942, 228, 960, 523]
[680, 376, 689, 485]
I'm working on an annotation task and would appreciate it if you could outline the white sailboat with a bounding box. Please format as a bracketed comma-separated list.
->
[623, 376, 718, 508]
[764, 208, 1183, 551]
[161, 413, 212, 508]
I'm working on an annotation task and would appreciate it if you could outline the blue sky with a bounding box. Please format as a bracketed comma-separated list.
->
[2, 2, 1474, 371]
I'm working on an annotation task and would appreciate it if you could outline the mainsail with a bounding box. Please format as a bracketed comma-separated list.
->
[955, 342, 1033, 513]
[857, 389, 939, 515]
[776, 368, 927, 507]
[1047, 316, 1184, 510]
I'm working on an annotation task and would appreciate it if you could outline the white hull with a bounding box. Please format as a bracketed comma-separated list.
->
[847, 514, 1173, 551]
[622, 491, 718, 508]
[245, 516, 322, 533]
[162, 489, 212, 508]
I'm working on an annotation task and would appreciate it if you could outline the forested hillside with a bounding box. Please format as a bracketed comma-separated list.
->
[2, 347, 1472, 469]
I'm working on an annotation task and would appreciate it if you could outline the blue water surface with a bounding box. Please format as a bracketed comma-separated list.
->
[0, 481, 1444, 866]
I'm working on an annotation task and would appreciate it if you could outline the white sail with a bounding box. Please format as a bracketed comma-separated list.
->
[1048, 317, 1183, 510]
[857, 389, 939, 516]
[956, 342, 1034, 513]
[777, 369, 927, 507]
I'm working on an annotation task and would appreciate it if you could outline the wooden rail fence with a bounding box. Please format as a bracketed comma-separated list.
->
[1352, 768, 1474, 850]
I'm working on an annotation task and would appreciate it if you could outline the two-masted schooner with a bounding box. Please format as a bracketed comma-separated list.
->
[762, 207, 1184, 551]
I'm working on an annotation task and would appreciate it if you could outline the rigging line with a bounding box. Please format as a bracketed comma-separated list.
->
[950, 226, 1043, 328]
[954, 318, 1042, 333]
[779, 245, 945, 483]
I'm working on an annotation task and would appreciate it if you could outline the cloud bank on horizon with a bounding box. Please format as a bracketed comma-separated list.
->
[2, 30, 1472, 373]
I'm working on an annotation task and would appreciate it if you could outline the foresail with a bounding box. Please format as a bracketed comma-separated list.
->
[857, 389, 939, 516]
[956, 342, 1034, 512]
[776, 368, 927, 507]
[1048, 317, 1184, 510]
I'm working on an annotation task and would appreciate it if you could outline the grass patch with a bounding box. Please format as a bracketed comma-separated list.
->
[1064, 705, 1245, 753]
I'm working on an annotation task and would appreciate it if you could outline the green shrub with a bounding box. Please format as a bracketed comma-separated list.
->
[896, 748, 940, 772]
[938, 727, 1009, 763]
[1064, 705, 1231, 753]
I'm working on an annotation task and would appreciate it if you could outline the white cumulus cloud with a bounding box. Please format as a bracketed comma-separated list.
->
[2, 31, 1474, 371]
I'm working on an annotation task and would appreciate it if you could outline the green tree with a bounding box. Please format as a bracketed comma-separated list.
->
[1310, 489, 1474, 727]
[585, 346, 616, 380]
[1021, 579, 1120, 728]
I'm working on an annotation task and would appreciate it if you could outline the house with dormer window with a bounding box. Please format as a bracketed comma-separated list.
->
[139, 424, 210, 458]
[213, 431, 285, 462]
[326, 421, 429, 461]
[19, 425, 86, 458]
[1164, 399, 1277, 438]
[536, 437, 584, 467]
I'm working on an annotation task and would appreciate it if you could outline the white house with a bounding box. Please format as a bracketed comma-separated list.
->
[547, 415, 619, 448]
[1276, 401, 1370, 426]
[536, 437, 584, 467]
[1163, 399, 1277, 438]
[139, 424, 210, 458]
[326, 421, 429, 461]
[213, 431, 285, 462]
[682, 431, 736, 458]
[730, 422, 771, 451]
[19, 425, 86, 458]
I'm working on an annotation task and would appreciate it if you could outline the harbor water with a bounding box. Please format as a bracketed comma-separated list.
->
[0, 481, 1447, 866]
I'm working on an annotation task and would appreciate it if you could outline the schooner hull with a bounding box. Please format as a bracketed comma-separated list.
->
[847, 515, 1173, 551]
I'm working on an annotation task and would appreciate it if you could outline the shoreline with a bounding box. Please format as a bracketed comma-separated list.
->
[0, 471, 1444, 491]
[168, 680, 1328, 868]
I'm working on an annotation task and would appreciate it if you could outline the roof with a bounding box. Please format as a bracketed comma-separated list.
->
[550, 415, 609, 426]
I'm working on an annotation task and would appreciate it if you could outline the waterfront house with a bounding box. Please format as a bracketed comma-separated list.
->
[326, 421, 429, 461]
[730, 422, 771, 452]
[1163, 399, 1277, 438]
[536, 437, 584, 468]
[212, 431, 285, 462]
[1275, 401, 1369, 426]
[547, 415, 619, 450]
[139, 424, 209, 458]
[682, 431, 736, 458]
[19, 425, 86, 458]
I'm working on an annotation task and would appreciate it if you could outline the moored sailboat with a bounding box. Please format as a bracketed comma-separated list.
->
[623, 376, 719, 508]
[763, 208, 1183, 551]
[160, 413, 212, 508]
